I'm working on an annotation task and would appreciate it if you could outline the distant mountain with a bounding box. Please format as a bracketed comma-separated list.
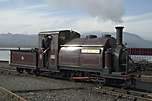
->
[83, 32, 152, 48]
[123, 32, 152, 48]
[0, 32, 151, 48]
[0, 33, 38, 48]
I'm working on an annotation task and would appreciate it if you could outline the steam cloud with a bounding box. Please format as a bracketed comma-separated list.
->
[46, 0, 124, 22]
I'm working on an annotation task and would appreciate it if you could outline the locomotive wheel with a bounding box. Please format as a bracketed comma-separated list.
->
[25, 69, 32, 74]
[33, 69, 40, 76]
[16, 67, 24, 73]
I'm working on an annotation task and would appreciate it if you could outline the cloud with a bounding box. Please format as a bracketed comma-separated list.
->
[0, 0, 8, 2]
[0, 1, 151, 41]
[70, 17, 115, 33]
[22, 4, 49, 10]
[124, 12, 152, 22]
[121, 13, 152, 40]
[45, 0, 124, 23]
[0, 8, 75, 34]
[0, 7, 151, 40]
[0, 7, 115, 34]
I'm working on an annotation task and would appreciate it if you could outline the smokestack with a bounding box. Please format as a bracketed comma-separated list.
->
[115, 26, 124, 47]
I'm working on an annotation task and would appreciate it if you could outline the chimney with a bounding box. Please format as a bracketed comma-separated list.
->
[115, 26, 124, 47]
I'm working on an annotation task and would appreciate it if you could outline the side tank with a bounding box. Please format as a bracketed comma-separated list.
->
[59, 27, 129, 74]
[59, 32, 116, 73]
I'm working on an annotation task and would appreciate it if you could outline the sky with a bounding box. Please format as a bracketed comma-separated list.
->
[0, 0, 152, 40]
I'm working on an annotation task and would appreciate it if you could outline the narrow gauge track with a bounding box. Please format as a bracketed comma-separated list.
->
[94, 86, 152, 101]
[0, 63, 152, 101]
[0, 68, 16, 72]
[0, 63, 22, 76]
[0, 67, 17, 75]
[10, 84, 152, 101]
[0, 61, 35, 76]
[12, 87, 85, 94]
[0, 87, 27, 101]
[0, 61, 16, 74]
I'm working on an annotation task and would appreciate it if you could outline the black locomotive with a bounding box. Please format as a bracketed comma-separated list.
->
[10, 26, 136, 87]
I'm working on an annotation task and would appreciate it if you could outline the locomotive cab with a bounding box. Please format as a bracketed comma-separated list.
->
[38, 30, 80, 72]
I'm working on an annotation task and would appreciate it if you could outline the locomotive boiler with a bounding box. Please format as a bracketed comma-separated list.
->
[10, 26, 135, 86]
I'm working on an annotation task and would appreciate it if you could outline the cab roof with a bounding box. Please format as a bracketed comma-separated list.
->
[39, 30, 78, 35]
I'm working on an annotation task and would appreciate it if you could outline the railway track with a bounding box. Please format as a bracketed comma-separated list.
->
[94, 86, 152, 101]
[0, 61, 152, 101]
[0, 87, 27, 101]
[0, 68, 16, 72]
[0, 66, 21, 76]
[0, 61, 16, 73]
[11, 85, 152, 101]
[12, 87, 85, 94]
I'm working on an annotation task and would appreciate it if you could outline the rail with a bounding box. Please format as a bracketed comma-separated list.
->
[95, 86, 152, 101]
[0, 87, 27, 101]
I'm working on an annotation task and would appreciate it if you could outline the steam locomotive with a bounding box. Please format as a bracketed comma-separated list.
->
[10, 27, 136, 86]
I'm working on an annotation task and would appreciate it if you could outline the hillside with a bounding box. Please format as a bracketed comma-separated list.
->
[0, 33, 38, 48]
[83, 32, 152, 48]
[0, 32, 151, 48]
